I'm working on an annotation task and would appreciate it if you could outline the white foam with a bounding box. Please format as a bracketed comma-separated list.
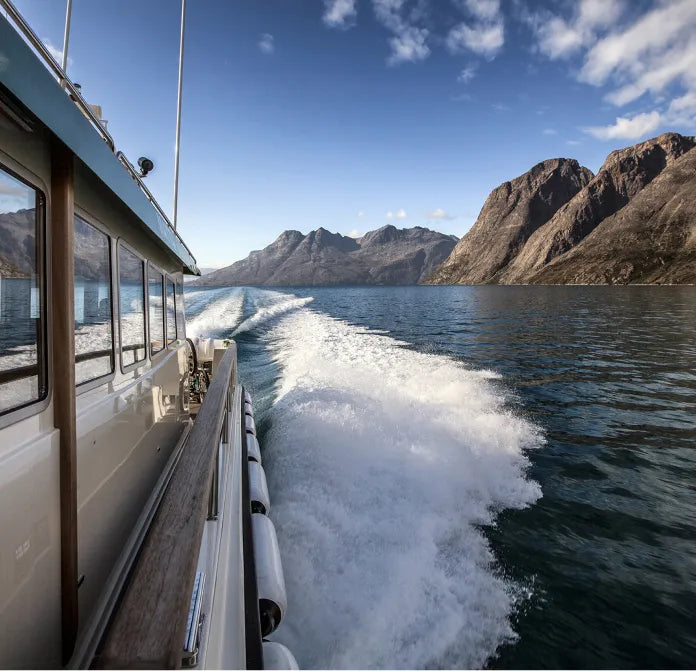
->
[186, 288, 244, 339]
[233, 296, 313, 335]
[259, 309, 543, 669]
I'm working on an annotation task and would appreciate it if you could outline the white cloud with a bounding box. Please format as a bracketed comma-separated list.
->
[323, 0, 358, 29]
[523, 0, 624, 60]
[465, 0, 500, 22]
[346, 229, 364, 238]
[542, 128, 557, 135]
[491, 102, 509, 111]
[258, 33, 275, 55]
[580, 0, 696, 85]
[447, 21, 503, 58]
[428, 208, 455, 220]
[566, 140, 582, 146]
[457, 63, 477, 84]
[372, 0, 431, 65]
[357, 210, 365, 217]
[447, 0, 504, 59]
[584, 111, 661, 140]
[388, 26, 430, 65]
[523, 0, 696, 142]
[386, 209, 407, 219]
[44, 39, 72, 69]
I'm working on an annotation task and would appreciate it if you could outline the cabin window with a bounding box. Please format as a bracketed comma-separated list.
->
[74, 216, 113, 385]
[166, 279, 176, 345]
[0, 166, 46, 416]
[118, 245, 146, 367]
[148, 266, 164, 354]
[175, 279, 185, 338]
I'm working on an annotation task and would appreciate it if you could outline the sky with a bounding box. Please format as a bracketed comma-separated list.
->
[9, 0, 696, 267]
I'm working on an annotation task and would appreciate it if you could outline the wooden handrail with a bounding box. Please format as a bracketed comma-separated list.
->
[95, 344, 237, 669]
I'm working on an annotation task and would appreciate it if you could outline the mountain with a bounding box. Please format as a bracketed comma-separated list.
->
[427, 132, 696, 285]
[500, 132, 696, 282]
[426, 159, 593, 284]
[524, 146, 696, 285]
[193, 225, 457, 286]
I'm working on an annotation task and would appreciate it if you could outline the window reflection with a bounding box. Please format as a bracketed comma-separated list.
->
[0, 167, 46, 414]
[175, 279, 185, 338]
[118, 246, 146, 366]
[166, 279, 176, 345]
[74, 216, 112, 385]
[149, 267, 164, 354]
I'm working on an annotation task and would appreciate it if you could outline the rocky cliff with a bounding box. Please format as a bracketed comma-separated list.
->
[427, 159, 593, 284]
[526, 146, 696, 285]
[427, 133, 696, 285]
[193, 225, 457, 286]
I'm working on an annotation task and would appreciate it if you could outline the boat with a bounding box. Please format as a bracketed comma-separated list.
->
[0, 2, 296, 668]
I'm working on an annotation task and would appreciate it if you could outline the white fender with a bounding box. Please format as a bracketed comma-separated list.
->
[245, 401, 253, 417]
[244, 390, 252, 405]
[252, 513, 287, 636]
[248, 461, 270, 515]
[262, 642, 299, 670]
[246, 433, 262, 463]
[245, 414, 256, 436]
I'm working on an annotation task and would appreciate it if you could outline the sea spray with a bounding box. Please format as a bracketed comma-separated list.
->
[233, 296, 314, 335]
[259, 309, 543, 669]
[185, 287, 245, 339]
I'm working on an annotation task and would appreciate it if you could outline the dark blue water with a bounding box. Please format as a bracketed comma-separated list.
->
[185, 285, 696, 669]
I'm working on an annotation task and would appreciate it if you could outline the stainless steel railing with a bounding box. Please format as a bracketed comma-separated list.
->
[0, 0, 197, 267]
[0, 0, 115, 150]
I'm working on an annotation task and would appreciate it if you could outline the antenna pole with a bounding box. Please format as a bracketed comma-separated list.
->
[173, 0, 186, 230]
[61, 0, 73, 83]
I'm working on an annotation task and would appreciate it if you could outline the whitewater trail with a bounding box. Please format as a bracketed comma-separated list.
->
[257, 308, 543, 669]
[233, 296, 314, 335]
[185, 287, 245, 339]
[183, 288, 543, 668]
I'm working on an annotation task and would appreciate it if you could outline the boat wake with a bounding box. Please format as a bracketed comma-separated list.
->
[184, 287, 543, 668]
[233, 296, 313, 335]
[185, 287, 245, 339]
[259, 308, 543, 669]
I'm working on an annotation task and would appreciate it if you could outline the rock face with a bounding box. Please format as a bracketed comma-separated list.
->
[501, 132, 696, 282]
[427, 132, 696, 285]
[426, 159, 593, 284]
[526, 146, 696, 284]
[193, 225, 457, 286]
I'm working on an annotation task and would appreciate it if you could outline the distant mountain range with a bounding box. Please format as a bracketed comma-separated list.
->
[191, 226, 458, 286]
[427, 132, 696, 285]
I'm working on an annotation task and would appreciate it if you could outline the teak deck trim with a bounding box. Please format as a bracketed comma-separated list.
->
[95, 344, 237, 669]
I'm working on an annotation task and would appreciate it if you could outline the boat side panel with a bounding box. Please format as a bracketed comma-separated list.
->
[75, 345, 189, 635]
[0, 429, 62, 668]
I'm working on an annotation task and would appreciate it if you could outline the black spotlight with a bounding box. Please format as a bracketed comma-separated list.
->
[138, 156, 154, 177]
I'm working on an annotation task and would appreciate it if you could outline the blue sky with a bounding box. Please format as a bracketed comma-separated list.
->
[11, 0, 696, 267]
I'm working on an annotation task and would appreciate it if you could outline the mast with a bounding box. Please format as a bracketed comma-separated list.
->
[173, 0, 186, 230]
[60, 0, 72, 85]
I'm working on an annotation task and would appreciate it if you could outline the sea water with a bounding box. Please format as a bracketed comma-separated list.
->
[184, 285, 696, 669]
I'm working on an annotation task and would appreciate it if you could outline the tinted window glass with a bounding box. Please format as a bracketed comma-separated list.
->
[118, 246, 146, 366]
[166, 279, 176, 345]
[175, 279, 185, 338]
[148, 267, 164, 354]
[74, 216, 112, 385]
[0, 167, 46, 415]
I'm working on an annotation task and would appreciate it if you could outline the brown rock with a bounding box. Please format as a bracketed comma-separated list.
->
[500, 132, 696, 282]
[525, 146, 696, 284]
[425, 159, 593, 284]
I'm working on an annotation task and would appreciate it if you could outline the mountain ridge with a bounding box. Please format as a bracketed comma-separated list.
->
[192, 225, 457, 286]
[427, 132, 696, 286]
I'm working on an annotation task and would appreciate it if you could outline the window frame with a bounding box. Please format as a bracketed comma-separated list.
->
[174, 277, 186, 342]
[0, 152, 50, 428]
[116, 239, 149, 374]
[147, 261, 166, 359]
[73, 208, 115, 394]
[165, 275, 177, 347]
